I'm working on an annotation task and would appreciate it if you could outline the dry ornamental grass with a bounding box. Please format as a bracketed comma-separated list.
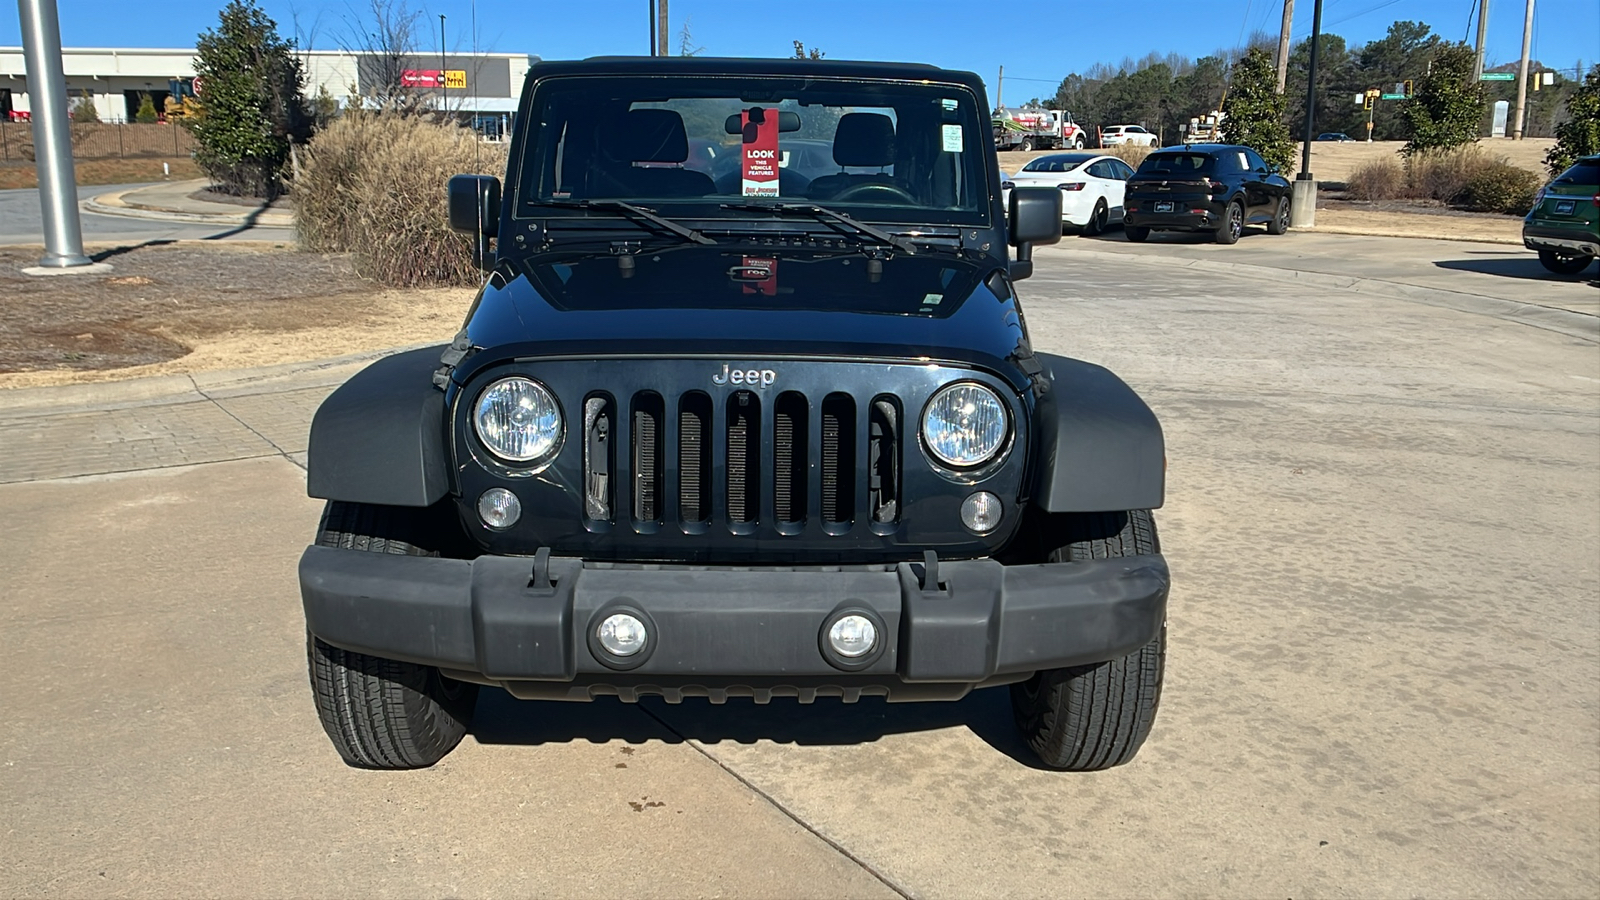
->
[295, 113, 508, 287]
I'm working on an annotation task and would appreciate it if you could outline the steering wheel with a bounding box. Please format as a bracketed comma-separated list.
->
[830, 182, 916, 204]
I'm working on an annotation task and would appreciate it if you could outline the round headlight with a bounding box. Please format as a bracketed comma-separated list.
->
[922, 382, 1008, 468]
[473, 377, 563, 464]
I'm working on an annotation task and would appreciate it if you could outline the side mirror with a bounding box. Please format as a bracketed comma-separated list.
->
[448, 174, 501, 237]
[448, 174, 501, 271]
[1007, 186, 1062, 281]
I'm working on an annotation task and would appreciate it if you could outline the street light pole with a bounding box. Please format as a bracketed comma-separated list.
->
[439, 14, 446, 108]
[1290, 0, 1323, 228]
[18, 0, 94, 270]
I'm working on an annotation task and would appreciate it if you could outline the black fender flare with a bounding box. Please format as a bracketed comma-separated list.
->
[1032, 353, 1164, 512]
[306, 346, 452, 507]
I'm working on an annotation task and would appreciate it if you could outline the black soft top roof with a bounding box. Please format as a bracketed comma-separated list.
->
[525, 56, 986, 94]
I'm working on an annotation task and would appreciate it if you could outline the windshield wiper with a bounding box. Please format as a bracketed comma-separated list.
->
[720, 201, 918, 255]
[534, 199, 716, 245]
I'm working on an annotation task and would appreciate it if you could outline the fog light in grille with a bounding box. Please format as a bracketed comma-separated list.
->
[960, 491, 1002, 534]
[827, 615, 878, 658]
[477, 488, 522, 529]
[598, 613, 648, 657]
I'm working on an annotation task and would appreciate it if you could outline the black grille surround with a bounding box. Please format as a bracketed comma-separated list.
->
[453, 358, 1030, 564]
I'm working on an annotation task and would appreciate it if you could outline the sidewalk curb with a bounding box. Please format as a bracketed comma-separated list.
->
[85, 188, 295, 228]
[0, 343, 437, 417]
[1303, 224, 1522, 246]
[1049, 245, 1599, 343]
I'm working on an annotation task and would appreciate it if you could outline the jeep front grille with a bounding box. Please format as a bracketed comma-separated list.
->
[584, 388, 902, 533]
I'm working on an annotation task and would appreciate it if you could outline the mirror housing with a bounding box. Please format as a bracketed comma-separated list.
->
[448, 174, 501, 271]
[1007, 186, 1063, 281]
[448, 174, 501, 237]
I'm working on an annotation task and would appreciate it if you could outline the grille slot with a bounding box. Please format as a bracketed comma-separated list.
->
[678, 392, 712, 525]
[774, 392, 808, 525]
[583, 395, 613, 523]
[726, 391, 761, 524]
[631, 393, 664, 525]
[820, 393, 856, 526]
[869, 397, 900, 524]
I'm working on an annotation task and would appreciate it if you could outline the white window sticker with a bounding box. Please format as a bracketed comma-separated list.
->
[922, 293, 943, 305]
[941, 124, 964, 153]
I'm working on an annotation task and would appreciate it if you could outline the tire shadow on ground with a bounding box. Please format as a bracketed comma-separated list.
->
[1435, 256, 1599, 283]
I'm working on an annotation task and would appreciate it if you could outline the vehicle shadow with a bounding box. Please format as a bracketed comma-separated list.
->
[468, 683, 1050, 769]
[1435, 256, 1599, 283]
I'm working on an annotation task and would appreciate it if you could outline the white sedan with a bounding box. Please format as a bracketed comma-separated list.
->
[1001, 152, 1137, 235]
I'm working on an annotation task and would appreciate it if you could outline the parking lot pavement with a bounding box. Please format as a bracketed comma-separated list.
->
[1, 250, 1596, 897]
[1061, 229, 1600, 327]
[0, 184, 295, 246]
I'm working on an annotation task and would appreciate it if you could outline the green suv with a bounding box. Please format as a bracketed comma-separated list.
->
[1524, 156, 1599, 275]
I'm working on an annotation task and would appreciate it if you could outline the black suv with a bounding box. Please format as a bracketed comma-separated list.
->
[1124, 144, 1292, 244]
[299, 57, 1170, 772]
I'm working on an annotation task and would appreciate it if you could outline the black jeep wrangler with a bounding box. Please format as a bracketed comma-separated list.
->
[299, 57, 1169, 772]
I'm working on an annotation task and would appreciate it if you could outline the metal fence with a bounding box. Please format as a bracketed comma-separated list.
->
[0, 123, 197, 162]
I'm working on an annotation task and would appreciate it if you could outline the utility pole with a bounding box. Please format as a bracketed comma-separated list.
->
[1290, 0, 1323, 228]
[656, 0, 669, 57]
[996, 66, 1004, 109]
[1277, 0, 1295, 93]
[1472, 0, 1490, 82]
[1512, 0, 1533, 139]
[439, 14, 446, 108]
[18, 0, 99, 272]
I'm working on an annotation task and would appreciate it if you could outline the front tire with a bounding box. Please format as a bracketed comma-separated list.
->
[1020, 137, 1034, 152]
[1124, 224, 1152, 243]
[1538, 249, 1595, 275]
[307, 501, 479, 769]
[1215, 200, 1243, 245]
[1010, 511, 1165, 771]
[1073, 135, 1085, 149]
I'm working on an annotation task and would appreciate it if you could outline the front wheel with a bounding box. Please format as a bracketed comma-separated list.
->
[1010, 510, 1165, 770]
[1538, 249, 1595, 275]
[1124, 225, 1152, 243]
[1072, 135, 1085, 149]
[307, 501, 479, 769]
[1267, 196, 1291, 235]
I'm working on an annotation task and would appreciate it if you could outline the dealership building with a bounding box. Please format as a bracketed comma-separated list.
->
[0, 46, 535, 125]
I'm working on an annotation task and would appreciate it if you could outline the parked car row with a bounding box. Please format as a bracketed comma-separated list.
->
[1001, 142, 1294, 246]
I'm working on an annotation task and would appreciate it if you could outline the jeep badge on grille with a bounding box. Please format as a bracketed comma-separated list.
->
[713, 365, 777, 387]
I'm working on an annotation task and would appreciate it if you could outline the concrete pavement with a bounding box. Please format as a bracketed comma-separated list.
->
[0, 183, 294, 247]
[1, 250, 1596, 897]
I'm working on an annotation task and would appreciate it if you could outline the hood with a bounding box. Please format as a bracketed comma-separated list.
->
[455, 245, 1029, 388]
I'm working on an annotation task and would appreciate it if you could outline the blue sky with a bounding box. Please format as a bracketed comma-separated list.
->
[6, 0, 1596, 94]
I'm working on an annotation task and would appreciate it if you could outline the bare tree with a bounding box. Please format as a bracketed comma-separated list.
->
[339, 0, 429, 113]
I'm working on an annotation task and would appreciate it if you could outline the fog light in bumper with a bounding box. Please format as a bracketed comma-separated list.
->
[960, 491, 1002, 534]
[828, 615, 878, 658]
[598, 613, 648, 657]
[477, 487, 522, 529]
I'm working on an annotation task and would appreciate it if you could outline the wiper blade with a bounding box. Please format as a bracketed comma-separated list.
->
[534, 199, 716, 245]
[720, 201, 918, 255]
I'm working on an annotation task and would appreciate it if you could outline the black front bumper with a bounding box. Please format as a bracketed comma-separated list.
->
[299, 546, 1169, 703]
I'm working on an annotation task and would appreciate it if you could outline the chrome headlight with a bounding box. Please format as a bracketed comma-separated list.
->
[921, 382, 1008, 468]
[473, 377, 563, 465]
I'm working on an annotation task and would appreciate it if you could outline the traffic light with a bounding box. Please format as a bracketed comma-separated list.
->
[1403, 79, 1413, 97]
[1363, 92, 1375, 110]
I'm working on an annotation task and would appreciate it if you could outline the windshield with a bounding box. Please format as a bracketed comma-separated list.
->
[1138, 152, 1215, 175]
[516, 75, 991, 225]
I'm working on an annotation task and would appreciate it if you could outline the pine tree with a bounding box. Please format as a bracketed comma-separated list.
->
[135, 93, 159, 123]
[1545, 64, 1600, 176]
[187, 0, 311, 197]
[1400, 42, 1484, 156]
[1220, 48, 1294, 171]
[71, 91, 100, 123]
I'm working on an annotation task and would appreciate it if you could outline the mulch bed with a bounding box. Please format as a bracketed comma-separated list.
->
[0, 242, 370, 373]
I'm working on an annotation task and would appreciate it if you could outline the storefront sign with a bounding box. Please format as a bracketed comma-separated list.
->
[400, 69, 467, 89]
